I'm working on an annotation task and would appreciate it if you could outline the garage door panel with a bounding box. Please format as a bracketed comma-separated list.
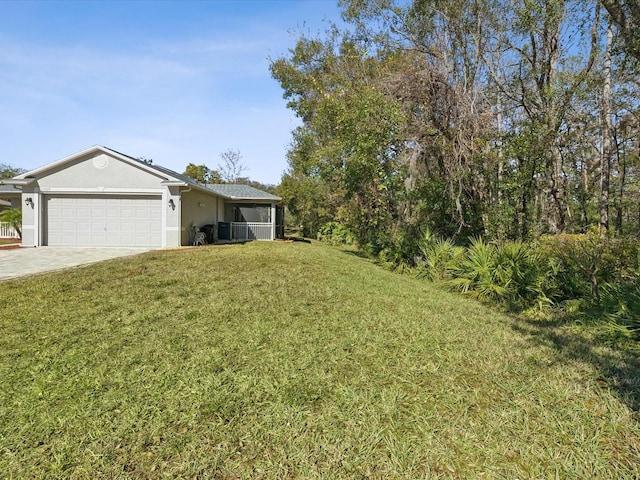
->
[45, 195, 162, 247]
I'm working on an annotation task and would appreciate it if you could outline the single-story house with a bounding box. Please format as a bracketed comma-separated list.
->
[0, 145, 284, 248]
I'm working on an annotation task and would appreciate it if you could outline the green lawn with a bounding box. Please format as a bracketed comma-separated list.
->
[0, 238, 20, 245]
[1, 241, 639, 478]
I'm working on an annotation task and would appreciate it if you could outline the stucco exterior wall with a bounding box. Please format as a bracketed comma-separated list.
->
[20, 191, 37, 246]
[180, 190, 220, 245]
[36, 152, 165, 191]
[165, 186, 182, 248]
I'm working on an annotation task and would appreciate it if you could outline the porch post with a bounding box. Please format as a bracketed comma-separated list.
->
[270, 203, 276, 240]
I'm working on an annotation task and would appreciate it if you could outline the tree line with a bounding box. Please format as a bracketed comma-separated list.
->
[271, 0, 640, 249]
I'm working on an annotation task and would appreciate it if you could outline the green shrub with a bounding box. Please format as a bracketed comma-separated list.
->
[416, 228, 464, 281]
[537, 231, 639, 304]
[316, 222, 354, 245]
[446, 237, 506, 300]
[438, 238, 554, 311]
[376, 230, 421, 273]
[601, 283, 640, 338]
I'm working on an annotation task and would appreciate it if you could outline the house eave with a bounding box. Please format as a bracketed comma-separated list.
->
[0, 178, 34, 187]
[226, 196, 282, 203]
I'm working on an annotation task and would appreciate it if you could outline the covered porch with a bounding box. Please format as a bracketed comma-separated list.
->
[195, 202, 284, 244]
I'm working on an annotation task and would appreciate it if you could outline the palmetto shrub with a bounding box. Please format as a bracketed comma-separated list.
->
[493, 240, 555, 310]
[444, 238, 553, 310]
[416, 228, 464, 281]
[446, 237, 505, 300]
[601, 282, 640, 339]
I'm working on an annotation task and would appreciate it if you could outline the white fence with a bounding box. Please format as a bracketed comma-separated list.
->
[231, 222, 273, 241]
[0, 222, 18, 239]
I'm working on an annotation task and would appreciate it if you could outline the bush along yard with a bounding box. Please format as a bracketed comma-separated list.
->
[1, 241, 639, 478]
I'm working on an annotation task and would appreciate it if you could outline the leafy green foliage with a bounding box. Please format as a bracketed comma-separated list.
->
[418, 233, 554, 311]
[374, 228, 421, 273]
[538, 231, 639, 304]
[183, 163, 221, 184]
[601, 283, 640, 338]
[272, 0, 640, 256]
[447, 237, 508, 300]
[277, 173, 334, 237]
[316, 221, 354, 245]
[271, 32, 408, 247]
[414, 229, 639, 338]
[417, 228, 465, 281]
[0, 208, 22, 238]
[0, 163, 25, 180]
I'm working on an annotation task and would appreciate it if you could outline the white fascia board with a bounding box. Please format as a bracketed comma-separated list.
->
[1, 178, 35, 186]
[227, 196, 283, 202]
[161, 181, 188, 186]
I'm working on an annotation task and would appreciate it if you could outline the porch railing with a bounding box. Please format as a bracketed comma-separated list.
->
[0, 222, 18, 239]
[231, 222, 273, 241]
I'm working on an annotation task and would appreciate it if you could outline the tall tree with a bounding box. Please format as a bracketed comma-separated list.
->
[218, 149, 248, 183]
[600, 0, 640, 61]
[340, 0, 496, 238]
[483, 0, 601, 234]
[0, 163, 25, 180]
[183, 163, 221, 184]
[272, 31, 413, 246]
[600, 22, 614, 232]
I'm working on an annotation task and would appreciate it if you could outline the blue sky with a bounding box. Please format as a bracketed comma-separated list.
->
[0, 0, 343, 185]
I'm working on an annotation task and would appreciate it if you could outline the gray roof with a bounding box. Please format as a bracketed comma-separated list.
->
[0, 184, 21, 195]
[204, 184, 281, 201]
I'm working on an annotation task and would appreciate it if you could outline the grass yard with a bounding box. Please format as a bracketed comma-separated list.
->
[0, 238, 20, 245]
[1, 241, 639, 478]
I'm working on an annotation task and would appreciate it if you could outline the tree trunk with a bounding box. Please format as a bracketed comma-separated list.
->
[599, 24, 613, 234]
[548, 144, 566, 233]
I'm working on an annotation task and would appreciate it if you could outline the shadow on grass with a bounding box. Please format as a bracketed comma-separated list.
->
[512, 313, 640, 417]
[285, 236, 312, 243]
[340, 248, 372, 260]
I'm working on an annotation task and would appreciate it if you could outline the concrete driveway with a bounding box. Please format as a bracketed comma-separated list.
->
[0, 247, 153, 281]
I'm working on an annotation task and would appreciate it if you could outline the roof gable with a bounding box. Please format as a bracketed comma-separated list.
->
[6, 146, 169, 182]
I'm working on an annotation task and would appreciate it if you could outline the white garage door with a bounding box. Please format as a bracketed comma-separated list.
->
[44, 195, 162, 247]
